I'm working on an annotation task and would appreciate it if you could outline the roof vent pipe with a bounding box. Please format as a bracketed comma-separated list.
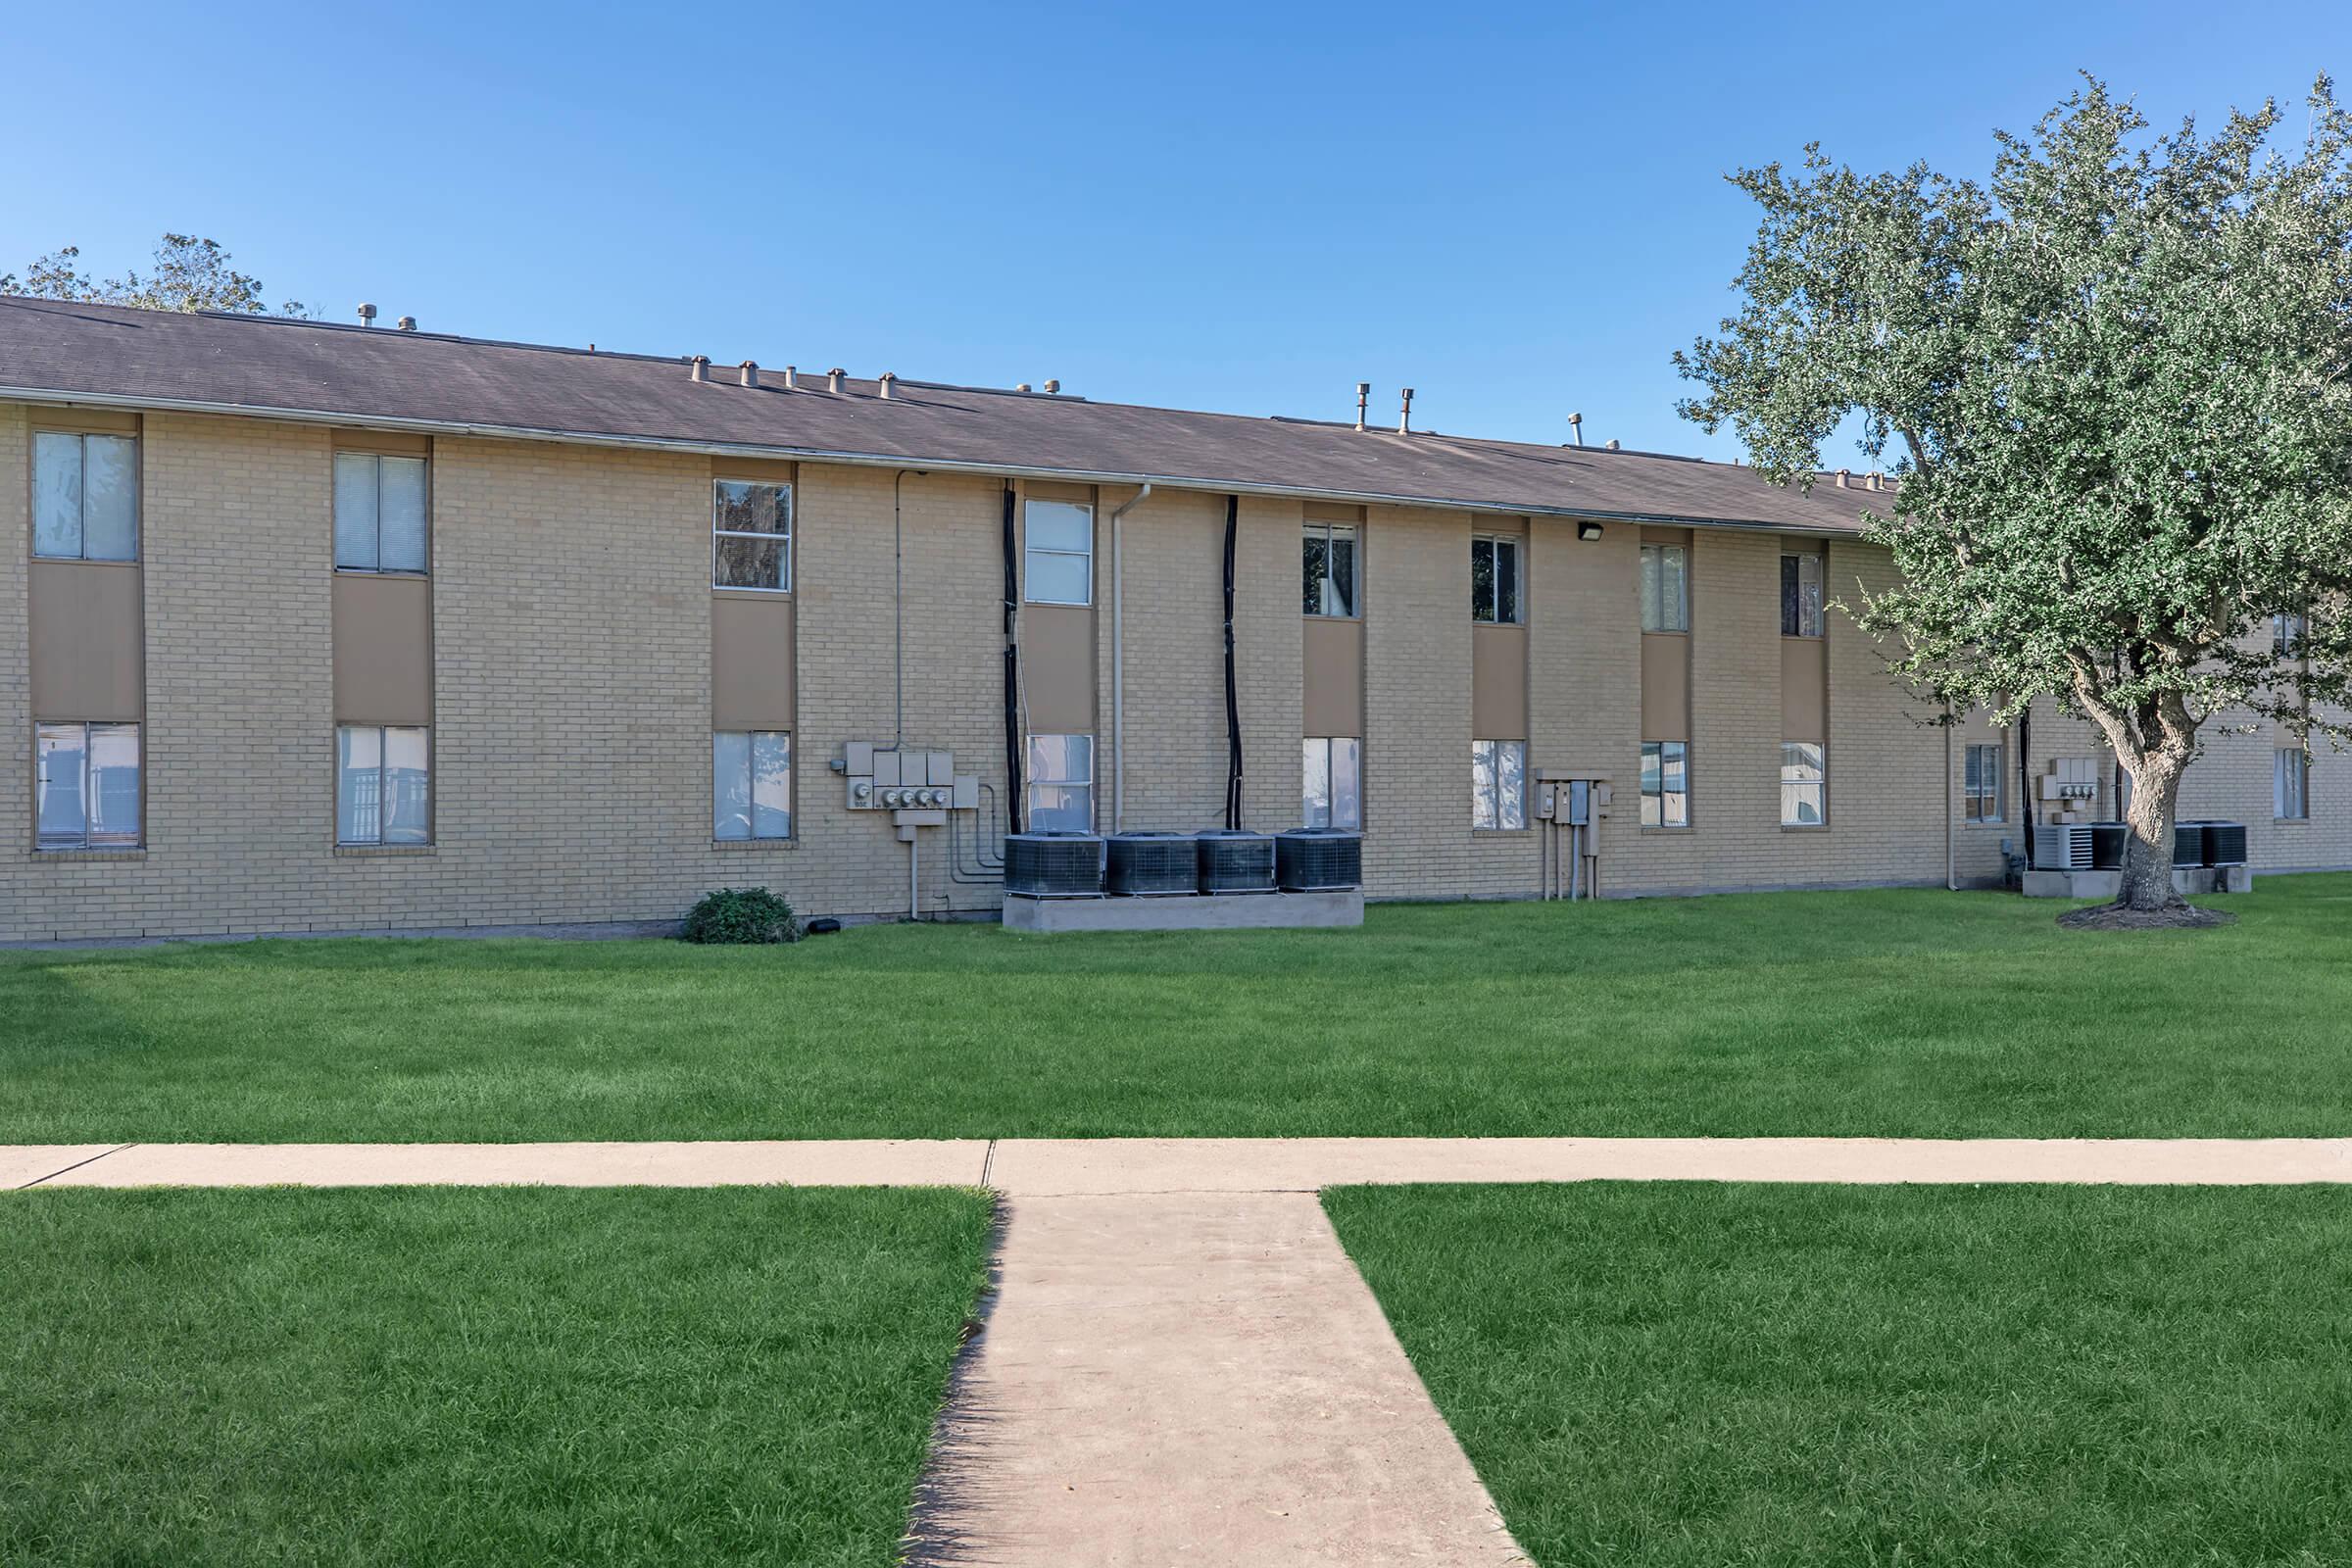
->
[1044, 379, 1060, 395]
[1604, 438, 1620, 450]
[357, 303, 377, 327]
[688, 356, 710, 382]
[1867, 469, 1884, 491]
[739, 361, 760, 388]
[1568, 412, 1584, 447]
[1354, 382, 1370, 431]
[878, 371, 897, 399]
[827, 368, 845, 393]
[1836, 468, 1851, 488]
[396, 316, 416, 332]
[1398, 387, 1415, 435]
[781, 365, 797, 390]
[1015, 383, 1032, 393]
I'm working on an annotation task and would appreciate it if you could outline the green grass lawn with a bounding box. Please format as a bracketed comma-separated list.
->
[1324, 1182, 2352, 1568]
[3, 875, 2349, 1143]
[0, 1187, 992, 1567]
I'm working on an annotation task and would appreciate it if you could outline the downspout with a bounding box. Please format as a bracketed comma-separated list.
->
[1222, 495, 1244, 830]
[2017, 702, 2035, 875]
[1002, 485, 1024, 832]
[1108, 483, 1154, 833]
[1943, 706, 1957, 890]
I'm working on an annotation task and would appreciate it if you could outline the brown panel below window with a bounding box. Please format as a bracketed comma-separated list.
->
[710, 593, 798, 730]
[332, 573, 433, 726]
[1640, 632, 1690, 742]
[28, 560, 143, 721]
[1301, 615, 1364, 736]
[1781, 635, 1828, 743]
[1023, 602, 1098, 734]
[1471, 623, 1528, 740]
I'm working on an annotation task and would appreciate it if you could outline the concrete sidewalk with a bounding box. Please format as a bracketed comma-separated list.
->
[11, 1135, 2350, 1191]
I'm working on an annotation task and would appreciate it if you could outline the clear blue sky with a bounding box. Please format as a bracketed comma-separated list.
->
[5, 1, 2345, 460]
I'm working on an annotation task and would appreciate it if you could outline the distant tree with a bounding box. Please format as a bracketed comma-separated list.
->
[1676, 75, 2352, 924]
[1, 233, 308, 317]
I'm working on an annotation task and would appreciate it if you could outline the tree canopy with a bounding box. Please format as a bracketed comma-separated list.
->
[1677, 75, 2352, 913]
[2, 234, 307, 317]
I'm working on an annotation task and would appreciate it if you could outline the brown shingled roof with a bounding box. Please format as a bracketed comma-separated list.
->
[0, 297, 1887, 536]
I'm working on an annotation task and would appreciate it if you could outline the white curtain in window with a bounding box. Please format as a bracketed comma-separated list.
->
[713, 731, 753, 841]
[334, 454, 379, 569]
[35, 723, 88, 847]
[752, 731, 792, 839]
[337, 725, 384, 845]
[378, 457, 429, 572]
[1025, 501, 1094, 605]
[1026, 733, 1094, 830]
[382, 727, 430, 845]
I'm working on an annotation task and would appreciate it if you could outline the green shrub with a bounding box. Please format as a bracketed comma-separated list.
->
[681, 887, 802, 945]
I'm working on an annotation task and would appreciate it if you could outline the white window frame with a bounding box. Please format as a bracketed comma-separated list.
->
[1023, 498, 1095, 607]
[32, 430, 140, 563]
[1781, 550, 1825, 637]
[333, 451, 430, 574]
[1471, 739, 1527, 830]
[1025, 733, 1095, 831]
[336, 724, 432, 847]
[2276, 747, 2310, 820]
[34, 720, 141, 850]
[1302, 736, 1363, 830]
[1780, 741, 1827, 826]
[1964, 742, 2004, 823]
[712, 479, 793, 593]
[1640, 543, 1689, 633]
[1302, 521, 1360, 618]
[713, 729, 793, 842]
[1471, 534, 1524, 624]
[1641, 740, 1690, 828]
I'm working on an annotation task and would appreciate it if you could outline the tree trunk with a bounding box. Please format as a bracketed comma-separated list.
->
[2117, 754, 2187, 912]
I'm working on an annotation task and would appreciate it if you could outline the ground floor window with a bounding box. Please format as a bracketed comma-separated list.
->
[1641, 741, 1690, 828]
[2277, 748, 2309, 820]
[1780, 742, 1826, 826]
[1026, 734, 1094, 832]
[1964, 742, 2003, 823]
[337, 725, 431, 845]
[1471, 739, 1526, 829]
[1302, 737, 1362, 830]
[713, 730, 791, 841]
[35, 721, 141, 849]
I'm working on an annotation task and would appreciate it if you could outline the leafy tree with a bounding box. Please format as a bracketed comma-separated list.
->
[1, 234, 307, 317]
[1677, 75, 2352, 920]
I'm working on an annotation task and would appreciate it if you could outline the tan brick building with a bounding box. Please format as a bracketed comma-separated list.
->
[3, 300, 2343, 940]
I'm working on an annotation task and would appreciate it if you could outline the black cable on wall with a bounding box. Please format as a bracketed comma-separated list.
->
[1002, 485, 1023, 833]
[1223, 494, 1244, 830]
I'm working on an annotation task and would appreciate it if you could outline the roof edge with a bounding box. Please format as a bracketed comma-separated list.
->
[0, 382, 1877, 539]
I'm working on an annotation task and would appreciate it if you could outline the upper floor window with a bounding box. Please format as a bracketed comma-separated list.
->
[336, 725, 431, 846]
[714, 730, 793, 841]
[1964, 742, 2003, 823]
[1640, 543, 1688, 632]
[713, 480, 792, 591]
[1302, 521, 1359, 617]
[1471, 739, 1526, 829]
[1026, 733, 1095, 830]
[1781, 550, 1824, 637]
[1024, 499, 1094, 606]
[1302, 737, 1362, 830]
[2275, 612, 2309, 658]
[333, 452, 429, 573]
[33, 431, 138, 562]
[35, 721, 141, 849]
[1471, 535, 1523, 624]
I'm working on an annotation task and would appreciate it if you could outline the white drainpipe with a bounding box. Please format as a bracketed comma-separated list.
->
[1108, 483, 1154, 832]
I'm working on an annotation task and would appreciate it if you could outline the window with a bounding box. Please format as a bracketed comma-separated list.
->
[33, 431, 138, 562]
[1471, 739, 1526, 829]
[2277, 748, 2310, 820]
[34, 722, 141, 849]
[713, 730, 792, 841]
[333, 452, 429, 573]
[336, 725, 430, 846]
[2275, 613, 2309, 657]
[1024, 499, 1094, 606]
[713, 479, 792, 591]
[1780, 741, 1826, 826]
[1302, 737, 1362, 830]
[1026, 734, 1094, 830]
[1640, 543, 1688, 632]
[1302, 521, 1359, 617]
[1781, 551, 1824, 637]
[1964, 742, 2003, 822]
[1471, 535, 1523, 624]
[1641, 741, 1690, 828]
